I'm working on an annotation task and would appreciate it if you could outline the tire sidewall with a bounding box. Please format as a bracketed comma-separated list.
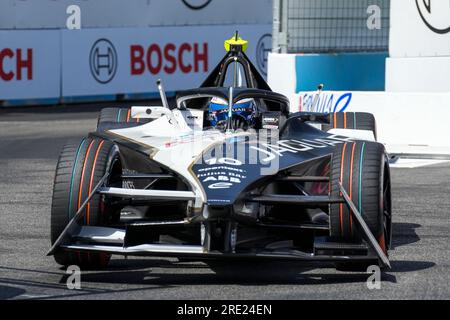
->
[50, 138, 122, 268]
[329, 141, 388, 248]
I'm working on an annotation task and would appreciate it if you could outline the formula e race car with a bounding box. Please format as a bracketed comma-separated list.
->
[49, 34, 392, 271]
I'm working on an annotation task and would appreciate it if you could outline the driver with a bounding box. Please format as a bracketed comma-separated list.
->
[207, 97, 256, 130]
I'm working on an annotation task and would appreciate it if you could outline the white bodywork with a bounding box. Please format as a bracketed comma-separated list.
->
[110, 106, 253, 208]
[327, 128, 376, 142]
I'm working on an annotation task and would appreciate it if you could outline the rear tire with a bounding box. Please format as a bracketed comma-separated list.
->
[97, 107, 132, 126]
[329, 141, 392, 269]
[97, 107, 151, 132]
[324, 112, 377, 140]
[51, 138, 122, 269]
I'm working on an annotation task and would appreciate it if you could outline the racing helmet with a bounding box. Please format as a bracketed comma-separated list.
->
[207, 97, 256, 130]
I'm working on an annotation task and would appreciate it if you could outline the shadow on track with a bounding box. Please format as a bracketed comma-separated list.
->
[391, 222, 421, 249]
[59, 260, 408, 287]
[0, 285, 26, 299]
[0, 255, 436, 300]
[389, 260, 435, 273]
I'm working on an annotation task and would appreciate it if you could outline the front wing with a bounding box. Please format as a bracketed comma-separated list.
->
[48, 171, 390, 268]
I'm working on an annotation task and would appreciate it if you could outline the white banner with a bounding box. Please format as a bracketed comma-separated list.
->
[386, 56, 450, 92]
[61, 25, 272, 97]
[267, 53, 296, 100]
[291, 91, 450, 154]
[0, 0, 272, 29]
[0, 30, 60, 100]
[390, 0, 450, 57]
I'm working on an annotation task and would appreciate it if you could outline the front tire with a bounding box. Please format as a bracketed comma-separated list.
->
[50, 138, 122, 269]
[329, 141, 392, 269]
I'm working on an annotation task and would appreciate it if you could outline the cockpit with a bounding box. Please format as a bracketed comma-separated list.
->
[171, 32, 290, 131]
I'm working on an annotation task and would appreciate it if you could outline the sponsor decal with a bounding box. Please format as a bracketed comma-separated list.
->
[416, 0, 450, 34]
[300, 92, 352, 113]
[262, 112, 281, 129]
[256, 34, 272, 76]
[89, 39, 118, 84]
[182, 0, 212, 10]
[0, 48, 33, 81]
[130, 42, 208, 75]
[251, 135, 352, 163]
[163, 131, 219, 148]
[205, 157, 242, 166]
[198, 161, 247, 189]
[207, 199, 231, 203]
[208, 182, 233, 189]
[196, 135, 351, 189]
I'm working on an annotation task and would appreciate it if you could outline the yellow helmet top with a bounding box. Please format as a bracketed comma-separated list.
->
[224, 32, 248, 52]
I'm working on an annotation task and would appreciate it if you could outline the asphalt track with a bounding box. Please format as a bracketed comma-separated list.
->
[0, 104, 449, 300]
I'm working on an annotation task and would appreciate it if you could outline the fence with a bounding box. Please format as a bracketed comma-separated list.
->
[273, 0, 390, 54]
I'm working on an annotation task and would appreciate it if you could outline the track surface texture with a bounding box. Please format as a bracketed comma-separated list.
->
[0, 104, 448, 300]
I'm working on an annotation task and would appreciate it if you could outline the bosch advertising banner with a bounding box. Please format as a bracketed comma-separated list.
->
[62, 25, 271, 97]
[390, 0, 450, 57]
[0, 30, 60, 100]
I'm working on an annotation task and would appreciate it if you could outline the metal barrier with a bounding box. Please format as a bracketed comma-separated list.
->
[272, 0, 390, 54]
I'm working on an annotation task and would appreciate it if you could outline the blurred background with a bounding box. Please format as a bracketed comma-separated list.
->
[1, 0, 450, 155]
[0, 0, 273, 105]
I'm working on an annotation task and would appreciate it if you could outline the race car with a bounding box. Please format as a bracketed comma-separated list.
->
[49, 34, 392, 271]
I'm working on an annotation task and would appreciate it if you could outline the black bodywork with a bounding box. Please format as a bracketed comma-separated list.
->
[84, 120, 387, 266]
